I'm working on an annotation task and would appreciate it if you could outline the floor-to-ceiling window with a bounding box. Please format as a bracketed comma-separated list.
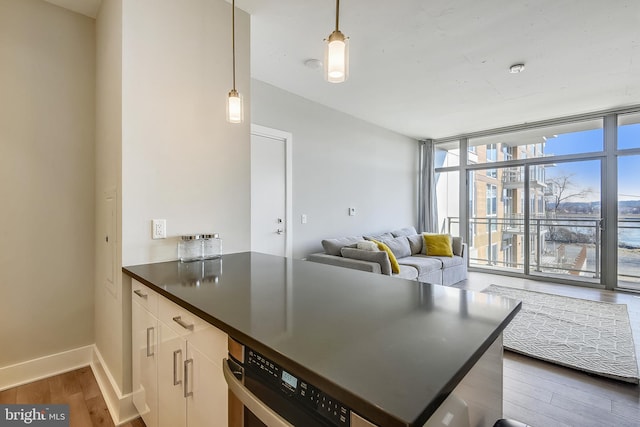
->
[432, 109, 640, 290]
[528, 159, 601, 284]
[434, 141, 461, 235]
[468, 165, 525, 271]
[617, 112, 640, 291]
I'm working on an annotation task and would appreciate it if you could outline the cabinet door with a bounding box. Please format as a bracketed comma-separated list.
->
[186, 344, 228, 427]
[132, 299, 158, 427]
[158, 321, 187, 427]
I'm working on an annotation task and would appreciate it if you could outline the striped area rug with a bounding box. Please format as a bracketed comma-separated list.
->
[483, 285, 640, 384]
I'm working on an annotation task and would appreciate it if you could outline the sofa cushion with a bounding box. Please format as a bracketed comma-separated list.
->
[395, 264, 418, 280]
[322, 236, 363, 256]
[380, 236, 411, 259]
[431, 255, 465, 269]
[390, 226, 418, 237]
[364, 232, 394, 242]
[406, 234, 423, 255]
[398, 255, 443, 276]
[341, 248, 392, 275]
[371, 240, 401, 274]
[423, 234, 453, 257]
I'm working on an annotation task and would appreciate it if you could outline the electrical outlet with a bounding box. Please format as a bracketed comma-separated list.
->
[152, 219, 166, 239]
[301, 214, 308, 224]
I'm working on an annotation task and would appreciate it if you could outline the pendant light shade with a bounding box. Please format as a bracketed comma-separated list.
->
[325, 0, 349, 83]
[227, 89, 243, 123]
[227, 0, 243, 123]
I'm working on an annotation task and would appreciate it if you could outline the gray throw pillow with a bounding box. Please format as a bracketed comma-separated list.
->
[380, 236, 411, 259]
[406, 234, 423, 255]
[364, 232, 394, 242]
[451, 236, 463, 257]
[340, 248, 392, 276]
[322, 236, 363, 256]
[391, 226, 418, 237]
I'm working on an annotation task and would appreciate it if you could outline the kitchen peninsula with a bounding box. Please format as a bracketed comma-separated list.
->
[123, 252, 520, 427]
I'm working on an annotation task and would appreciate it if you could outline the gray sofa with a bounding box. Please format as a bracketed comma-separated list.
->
[307, 226, 468, 286]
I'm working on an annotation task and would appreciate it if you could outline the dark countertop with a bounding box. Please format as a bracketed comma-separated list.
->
[123, 252, 520, 427]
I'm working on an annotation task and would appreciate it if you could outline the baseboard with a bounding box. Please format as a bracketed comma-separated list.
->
[0, 345, 138, 426]
[90, 346, 139, 426]
[0, 345, 94, 392]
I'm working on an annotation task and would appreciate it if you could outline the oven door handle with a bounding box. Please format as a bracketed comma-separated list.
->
[222, 358, 294, 427]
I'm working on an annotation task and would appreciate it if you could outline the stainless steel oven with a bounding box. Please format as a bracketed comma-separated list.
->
[223, 338, 376, 427]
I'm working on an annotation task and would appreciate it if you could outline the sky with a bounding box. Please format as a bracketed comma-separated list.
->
[543, 123, 640, 202]
[435, 122, 640, 203]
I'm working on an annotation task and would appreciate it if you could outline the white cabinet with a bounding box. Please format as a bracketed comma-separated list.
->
[186, 340, 229, 426]
[157, 295, 228, 427]
[132, 279, 228, 427]
[132, 281, 159, 427]
[157, 319, 186, 427]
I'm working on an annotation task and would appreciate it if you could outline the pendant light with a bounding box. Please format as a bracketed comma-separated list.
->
[325, 0, 349, 83]
[227, 0, 243, 123]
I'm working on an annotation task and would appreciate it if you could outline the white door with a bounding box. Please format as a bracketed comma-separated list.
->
[251, 126, 292, 257]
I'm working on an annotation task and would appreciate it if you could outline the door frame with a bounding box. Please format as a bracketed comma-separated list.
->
[251, 124, 293, 258]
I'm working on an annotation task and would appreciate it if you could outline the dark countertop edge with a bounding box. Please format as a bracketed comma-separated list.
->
[123, 265, 521, 427]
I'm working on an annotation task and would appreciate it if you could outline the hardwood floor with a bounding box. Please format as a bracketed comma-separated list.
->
[0, 366, 145, 427]
[456, 271, 640, 427]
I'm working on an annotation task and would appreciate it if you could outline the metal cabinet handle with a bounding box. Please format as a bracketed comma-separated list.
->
[184, 359, 193, 398]
[173, 316, 194, 331]
[222, 358, 293, 427]
[134, 289, 148, 299]
[146, 327, 154, 357]
[173, 350, 182, 385]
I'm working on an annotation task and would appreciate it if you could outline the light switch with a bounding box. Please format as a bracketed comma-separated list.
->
[349, 207, 356, 216]
[301, 214, 308, 224]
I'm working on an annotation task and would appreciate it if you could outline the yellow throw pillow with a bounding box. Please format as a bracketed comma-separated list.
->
[423, 234, 453, 257]
[371, 239, 401, 274]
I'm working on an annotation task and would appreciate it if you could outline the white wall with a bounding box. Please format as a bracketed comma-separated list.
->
[0, 0, 95, 366]
[95, 0, 125, 391]
[121, 0, 251, 266]
[93, 0, 251, 394]
[251, 80, 419, 258]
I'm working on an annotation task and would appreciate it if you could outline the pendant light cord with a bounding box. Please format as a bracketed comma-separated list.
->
[335, 0, 340, 31]
[232, 0, 236, 91]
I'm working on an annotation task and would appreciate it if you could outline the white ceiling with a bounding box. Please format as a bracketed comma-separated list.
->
[48, 0, 640, 140]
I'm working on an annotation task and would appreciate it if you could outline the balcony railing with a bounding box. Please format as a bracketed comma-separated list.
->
[445, 216, 640, 282]
[617, 218, 640, 284]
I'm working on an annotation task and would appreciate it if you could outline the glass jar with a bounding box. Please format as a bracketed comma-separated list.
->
[202, 233, 222, 259]
[178, 235, 201, 262]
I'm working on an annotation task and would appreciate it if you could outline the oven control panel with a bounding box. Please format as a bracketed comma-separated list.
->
[246, 348, 350, 426]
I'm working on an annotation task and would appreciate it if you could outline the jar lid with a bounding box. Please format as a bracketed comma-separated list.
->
[202, 233, 220, 239]
[181, 235, 201, 240]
